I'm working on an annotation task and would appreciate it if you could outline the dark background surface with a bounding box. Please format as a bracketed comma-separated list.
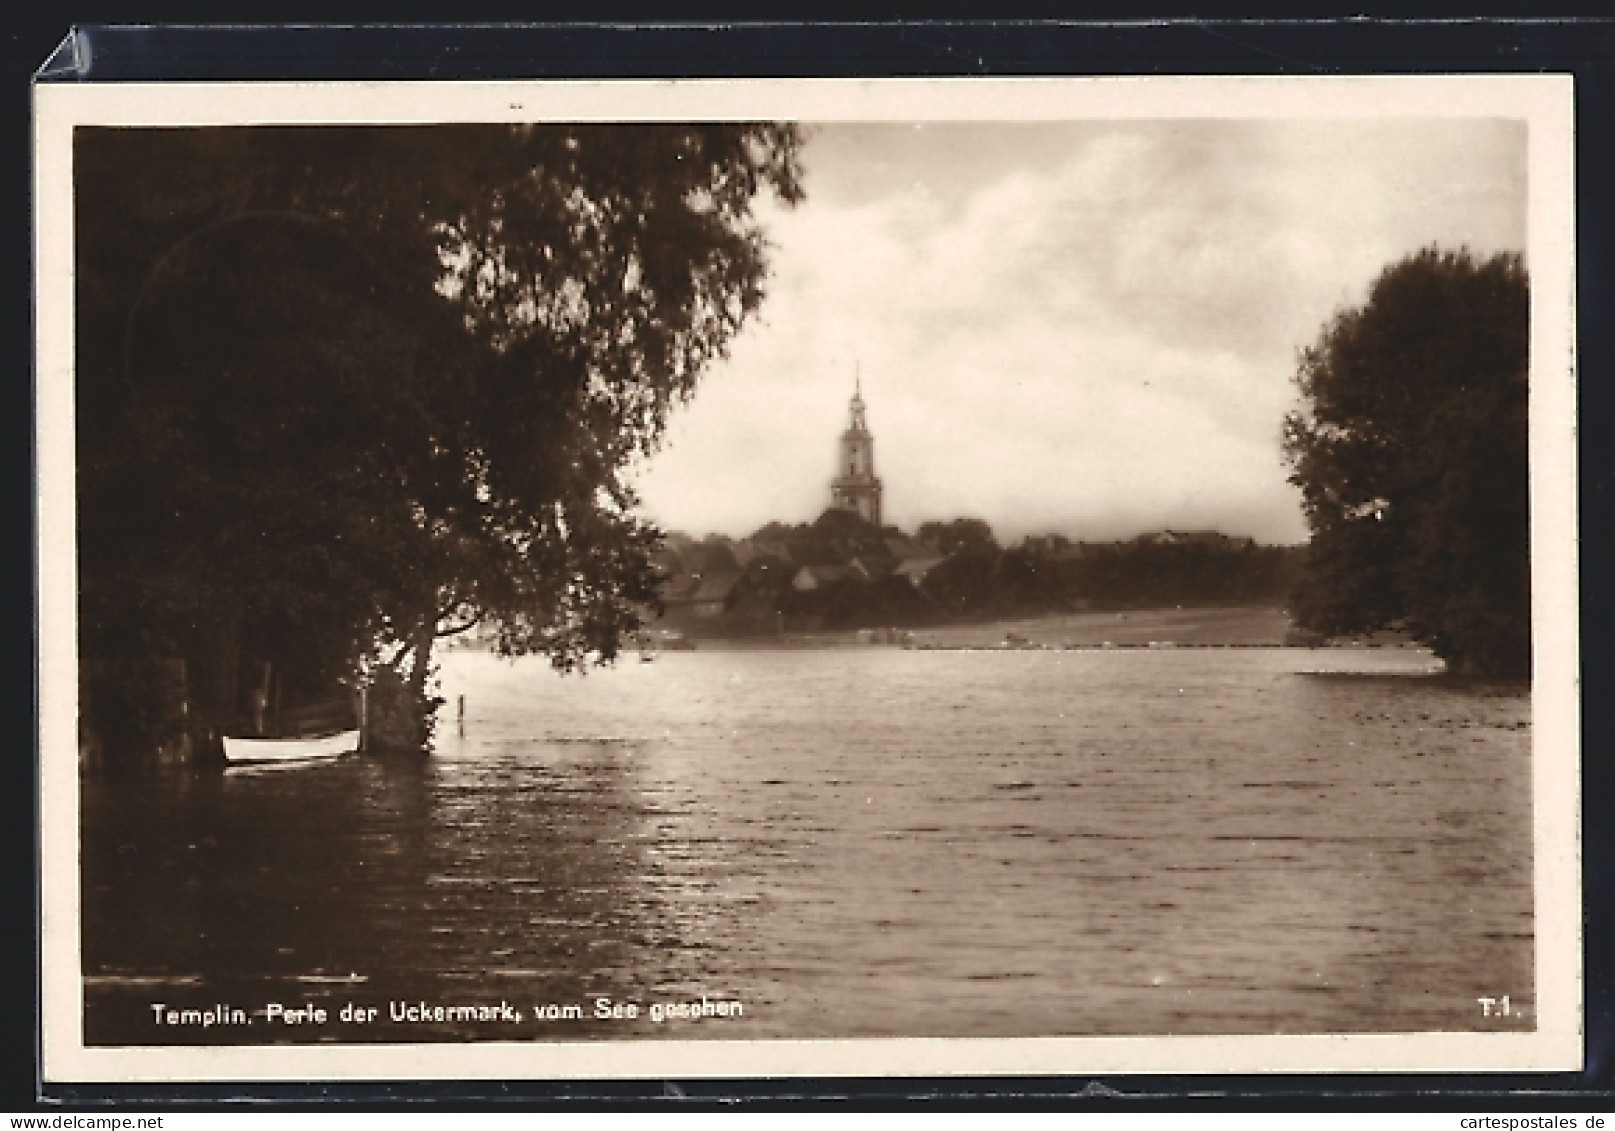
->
[8, 9, 1615, 1111]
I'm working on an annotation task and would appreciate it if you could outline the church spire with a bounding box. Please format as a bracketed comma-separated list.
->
[848, 366, 869, 434]
[831, 366, 882, 527]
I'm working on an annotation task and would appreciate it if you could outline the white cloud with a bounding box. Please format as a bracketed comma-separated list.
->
[632, 119, 1526, 546]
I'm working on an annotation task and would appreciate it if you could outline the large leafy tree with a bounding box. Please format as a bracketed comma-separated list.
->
[77, 124, 803, 750]
[1282, 247, 1530, 677]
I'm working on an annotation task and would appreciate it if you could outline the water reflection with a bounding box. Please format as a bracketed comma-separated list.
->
[85, 738, 666, 1042]
[82, 647, 1533, 1043]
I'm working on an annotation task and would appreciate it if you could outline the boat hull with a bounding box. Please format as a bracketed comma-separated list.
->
[222, 728, 360, 765]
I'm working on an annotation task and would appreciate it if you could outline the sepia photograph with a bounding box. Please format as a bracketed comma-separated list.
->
[35, 76, 1580, 1081]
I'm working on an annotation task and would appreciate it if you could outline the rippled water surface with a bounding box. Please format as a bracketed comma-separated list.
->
[82, 646, 1533, 1044]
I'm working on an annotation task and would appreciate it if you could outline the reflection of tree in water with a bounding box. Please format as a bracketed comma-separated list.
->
[82, 770, 219, 984]
[82, 744, 671, 1044]
[86, 650, 1538, 1044]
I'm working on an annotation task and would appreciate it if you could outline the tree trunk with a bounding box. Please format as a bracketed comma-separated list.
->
[366, 622, 440, 754]
[407, 620, 435, 703]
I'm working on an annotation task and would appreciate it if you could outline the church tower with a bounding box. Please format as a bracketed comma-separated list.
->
[830, 374, 883, 527]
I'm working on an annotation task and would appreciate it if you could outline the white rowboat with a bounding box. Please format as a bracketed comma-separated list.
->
[222, 728, 361, 765]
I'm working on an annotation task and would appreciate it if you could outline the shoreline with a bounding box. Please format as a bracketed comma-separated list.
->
[445, 605, 1426, 656]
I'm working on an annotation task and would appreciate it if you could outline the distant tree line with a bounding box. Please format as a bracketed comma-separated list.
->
[987, 534, 1305, 615]
[657, 508, 1304, 633]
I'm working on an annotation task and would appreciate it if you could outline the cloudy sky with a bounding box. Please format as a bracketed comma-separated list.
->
[630, 119, 1526, 545]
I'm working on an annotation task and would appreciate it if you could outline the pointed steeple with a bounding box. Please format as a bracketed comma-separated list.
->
[848, 365, 869, 434]
[831, 365, 882, 527]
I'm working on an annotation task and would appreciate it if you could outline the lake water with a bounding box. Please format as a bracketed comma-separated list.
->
[81, 644, 1534, 1044]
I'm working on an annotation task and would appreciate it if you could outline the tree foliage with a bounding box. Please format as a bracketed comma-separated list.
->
[1282, 247, 1530, 677]
[738, 518, 1298, 630]
[76, 124, 803, 747]
[917, 518, 998, 557]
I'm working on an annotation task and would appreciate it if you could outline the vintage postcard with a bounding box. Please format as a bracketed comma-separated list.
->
[36, 75, 1580, 1082]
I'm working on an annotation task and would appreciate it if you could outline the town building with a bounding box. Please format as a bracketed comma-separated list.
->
[792, 563, 856, 592]
[892, 554, 947, 587]
[829, 377, 883, 528]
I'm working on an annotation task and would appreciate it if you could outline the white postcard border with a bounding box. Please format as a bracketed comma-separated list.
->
[36, 73, 1581, 1083]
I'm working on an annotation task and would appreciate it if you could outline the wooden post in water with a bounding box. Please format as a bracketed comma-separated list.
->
[457, 694, 465, 737]
[253, 661, 273, 736]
